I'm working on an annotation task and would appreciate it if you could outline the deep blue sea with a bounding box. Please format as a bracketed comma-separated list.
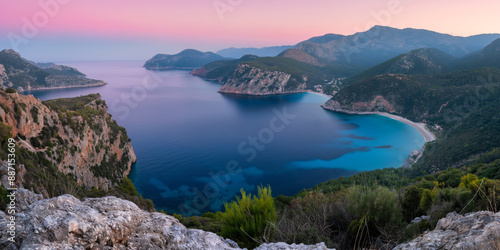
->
[28, 61, 425, 215]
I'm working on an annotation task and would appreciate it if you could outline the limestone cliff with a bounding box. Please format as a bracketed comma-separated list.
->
[218, 64, 307, 95]
[0, 190, 334, 250]
[0, 91, 136, 195]
[322, 94, 401, 114]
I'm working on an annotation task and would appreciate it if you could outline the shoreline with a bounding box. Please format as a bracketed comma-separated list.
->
[217, 89, 307, 96]
[322, 107, 437, 166]
[322, 107, 436, 142]
[21, 82, 107, 93]
[306, 90, 333, 98]
[372, 112, 435, 143]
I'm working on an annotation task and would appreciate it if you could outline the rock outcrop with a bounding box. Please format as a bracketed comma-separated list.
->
[322, 95, 400, 114]
[219, 64, 306, 95]
[0, 191, 238, 250]
[255, 243, 333, 250]
[0, 92, 136, 193]
[0, 191, 334, 250]
[190, 54, 260, 84]
[395, 211, 500, 249]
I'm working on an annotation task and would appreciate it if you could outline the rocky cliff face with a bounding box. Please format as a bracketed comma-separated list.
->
[395, 211, 500, 249]
[322, 95, 401, 114]
[219, 64, 306, 95]
[0, 190, 334, 250]
[0, 91, 136, 194]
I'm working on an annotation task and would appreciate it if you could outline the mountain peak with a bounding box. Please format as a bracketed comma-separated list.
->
[0, 49, 21, 57]
[351, 48, 455, 81]
[278, 49, 323, 66]
[178, 49, 208, 56]
[144, 49, 225, 69]
[481, 38, 500, 56]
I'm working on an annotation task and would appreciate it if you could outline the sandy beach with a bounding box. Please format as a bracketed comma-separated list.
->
[374, 112, 436, 142]
[322, 108, 436, 142]
[322, 107, 437, 165]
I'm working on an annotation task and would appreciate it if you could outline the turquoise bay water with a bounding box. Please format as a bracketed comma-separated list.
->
[29, 61, 425, 215]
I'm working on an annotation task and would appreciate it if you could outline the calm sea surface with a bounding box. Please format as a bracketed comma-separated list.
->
[28, 61, 425, 215]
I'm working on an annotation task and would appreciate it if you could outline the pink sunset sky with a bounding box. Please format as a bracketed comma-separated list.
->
[1, 0, 500, 61]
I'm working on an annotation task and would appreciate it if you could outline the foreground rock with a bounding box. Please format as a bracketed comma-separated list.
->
[394, 211, 500, 249]
[0, 191, 334, 250]
[0, 193, 238, 249]
[255, 243, 333, 250]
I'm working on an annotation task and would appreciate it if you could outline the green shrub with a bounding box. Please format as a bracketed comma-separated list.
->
[0, 123, 13, 158]
[346, 185, 402, 227]
[220, 185, 277, 249]
[201, 211, 216, 219]
[118, 177, 138, 196]
[0, 185, 9, 211]
[419, 189, 436, 212]
[459, 173, 479, 191]
[402, 186, 424, 222]
[5, 88, 17, 93]
[437, 168, 463, 187]
[30, 107, 39, 123]
[181, 216, 202, 228]
[274, 194, 293, 210]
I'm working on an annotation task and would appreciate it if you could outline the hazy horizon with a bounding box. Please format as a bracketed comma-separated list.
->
[1, 0, 500, 61]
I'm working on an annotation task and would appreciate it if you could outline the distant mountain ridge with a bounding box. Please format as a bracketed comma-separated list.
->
[215, 33, 345, 59]
[161, 26, 500, 97]
[295, 26, 500, 69]
[144, 49, 228, 70]
[216, 45, 294, 59]
[453, 38, 500, 70]
[350, 48, 456, 82]
[0, 49, 106, 92]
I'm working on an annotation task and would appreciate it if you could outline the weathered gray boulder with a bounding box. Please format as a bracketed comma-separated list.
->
[395, 211, 500, 249]
[255, 242, 333, 250]
[0, 194, 237, 249]
[15, 188, 43, 212]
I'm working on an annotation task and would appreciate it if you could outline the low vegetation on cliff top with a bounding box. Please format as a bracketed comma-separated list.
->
[170, 147, 500, 249]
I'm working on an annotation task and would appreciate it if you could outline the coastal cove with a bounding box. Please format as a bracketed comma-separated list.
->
[27, 61, 426, 215]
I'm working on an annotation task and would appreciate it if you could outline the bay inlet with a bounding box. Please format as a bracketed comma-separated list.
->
[28, 61, 426, 215]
